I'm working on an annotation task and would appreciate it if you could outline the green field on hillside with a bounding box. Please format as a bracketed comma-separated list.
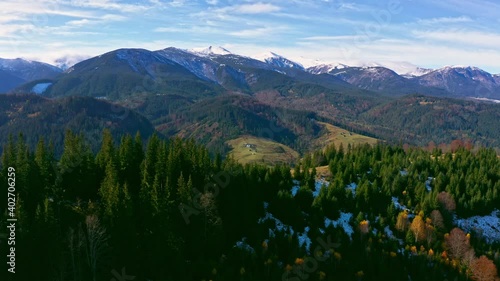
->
[227, 136, 299, 165]
[314, 121, 378, 149]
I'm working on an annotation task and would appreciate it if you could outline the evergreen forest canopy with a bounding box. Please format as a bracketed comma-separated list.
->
[0, 130, 499, 281]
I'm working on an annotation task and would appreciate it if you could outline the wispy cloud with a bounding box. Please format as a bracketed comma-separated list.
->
[154, 25, 220, 34]
[301, 35, 366, 41]
[417, 16, 473, 25]
[0, 1, 98, 20]
[426, 0, 500, 18]
[68, 0, 153, 13]
[217, 2, 281, 14]
[412, 29, 500, 48]
[65, 14, 125, 27]
[229, 26, 284, 38]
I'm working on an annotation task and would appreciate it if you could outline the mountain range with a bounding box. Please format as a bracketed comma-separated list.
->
[2, 46, 499, 100]
[0, 46, 499, 157]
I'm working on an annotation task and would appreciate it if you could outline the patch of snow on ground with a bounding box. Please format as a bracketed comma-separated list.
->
[456, 210, 500, 243]
[384, 226, 395, 239]
[392, 197, 410, 211]
[313, 179, 329, 197]
[325, 212, 354, 239]
[425, 177, 433, 192]
[297, 226, 312, 253]
[31, 82, 52, 94]
[400, 170, 408, 176]
[234, 237, 255, 254]
[346, 182, 357, 195]
[259, 209, 296, 240]
[324, 217, 333, 228]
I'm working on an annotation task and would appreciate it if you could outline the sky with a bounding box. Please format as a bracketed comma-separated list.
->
[1, 0, 500, 73]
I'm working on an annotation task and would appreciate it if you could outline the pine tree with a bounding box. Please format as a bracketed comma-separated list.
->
[99, 161, 120, 224]
[34, 138, 56, 198]
[57, 130, 97, 200]
[96, 129, 115, 169]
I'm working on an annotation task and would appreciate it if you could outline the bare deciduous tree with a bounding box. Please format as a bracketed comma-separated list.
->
[430, 210, 444, 229]
[437, 192, 456, 212]
[199, 192, 222, 242]
[446, 227, 469, 260]
[84, 215, 108, 281]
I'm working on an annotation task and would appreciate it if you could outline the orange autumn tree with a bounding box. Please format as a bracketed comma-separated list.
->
[359, 220, 369, 235]
[470, 255, 499, 281]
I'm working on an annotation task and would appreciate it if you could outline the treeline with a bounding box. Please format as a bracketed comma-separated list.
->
[305, 143, 500, 217]
[1, 132, 499, 281]
[362, 95, 500, 148]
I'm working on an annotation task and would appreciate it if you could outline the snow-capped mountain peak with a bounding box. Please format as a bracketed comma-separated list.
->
[359, 61, 432, 78]
[191, 46, 232, 56]
[403, 67, 433, 78]
[431, 65, 493, 80]
[253, 51, 282, 62]
[442, 65, 479, 70]
[253, 51, 304, 70]
[307, 63, 349, 74]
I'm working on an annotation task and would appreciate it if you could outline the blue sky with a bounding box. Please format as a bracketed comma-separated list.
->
[1, 0, 500, 73]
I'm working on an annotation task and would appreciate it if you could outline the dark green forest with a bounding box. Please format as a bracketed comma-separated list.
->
[1, 131, 499, 281]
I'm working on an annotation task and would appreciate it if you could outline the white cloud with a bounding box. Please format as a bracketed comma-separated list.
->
[0, 1, 98, 19]
[66, 18, 92, 26]
[416, 16, 473, 25]
[169, 0, 185, 7]
[229, 27, 277, 38]
[216, 2, 281, 14]
[69, 0, 151, 13]
[66, 14, 126, 26]
[154, 25, 221, 34]
[235, 3, 281, 14]
[301, 35, 366, 41]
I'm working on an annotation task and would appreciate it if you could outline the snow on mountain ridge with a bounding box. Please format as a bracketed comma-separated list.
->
[253, 51, 304, 70]
[307, 63, 349, 74]
[190, 46, 232, 56]
[0, 58, 61, 72]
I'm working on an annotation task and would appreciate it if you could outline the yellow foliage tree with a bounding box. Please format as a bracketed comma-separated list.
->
[410, 215, 426, 243]
[396, 211, 409, 233]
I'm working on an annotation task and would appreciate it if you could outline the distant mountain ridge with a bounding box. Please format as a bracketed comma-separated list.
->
[5, 46, 500, 99]
[416, 66, 500, 99]
[0, 58, 62, 93]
